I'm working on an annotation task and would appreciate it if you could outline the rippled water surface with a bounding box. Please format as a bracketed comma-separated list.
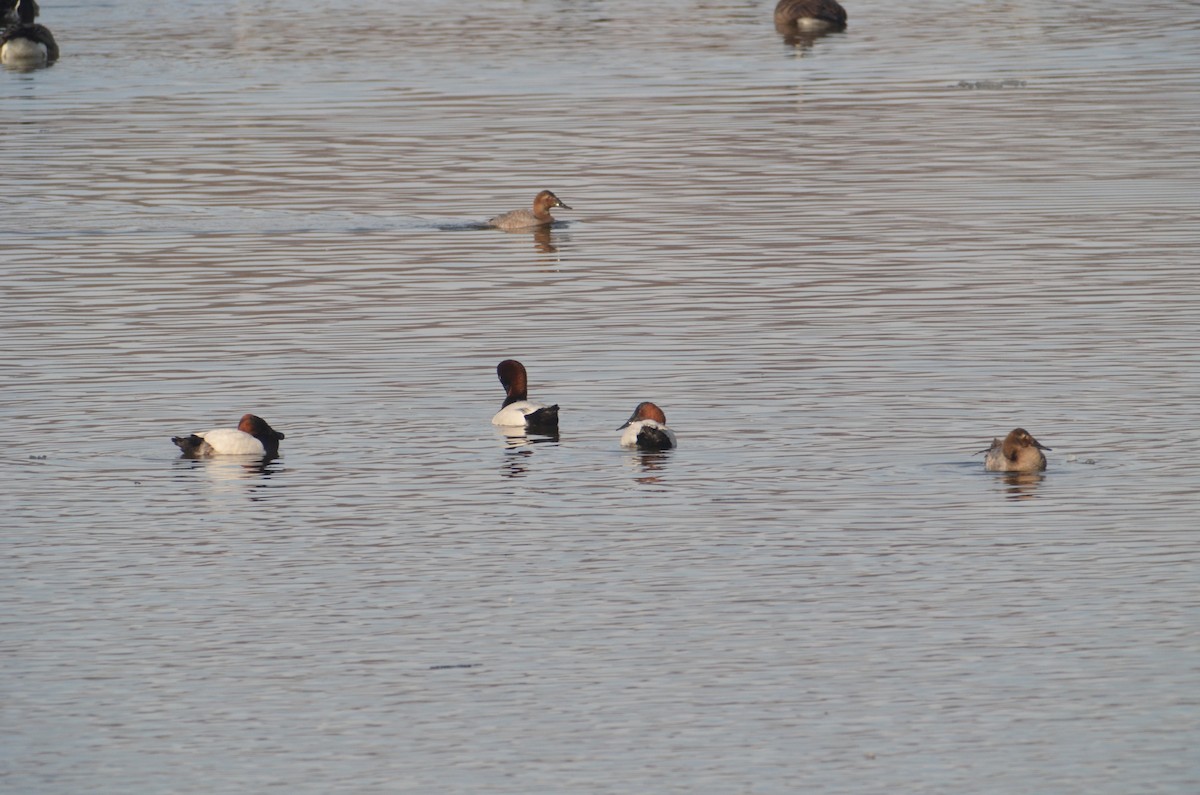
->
[3, 1, 1198, 792]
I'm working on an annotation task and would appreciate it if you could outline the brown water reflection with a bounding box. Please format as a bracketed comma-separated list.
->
[995, 470, 1046, 500]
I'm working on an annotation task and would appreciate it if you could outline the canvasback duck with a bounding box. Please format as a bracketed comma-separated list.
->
[618, 402, 677, 450]
[774, 0, 847, 31]
[491, 359, 559, 433]
[982, 427, 1049, 472]
[172, 413, 285, 458]
[1, 0, 56, 66]
[487, 190, 572, 231]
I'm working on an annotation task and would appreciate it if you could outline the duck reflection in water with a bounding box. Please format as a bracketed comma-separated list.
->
[174, 455, 284, 499]
[496, 425, 559, 479]
[531, 224, 558, 255]
[501, 447, 533, 479]
[496, 424, 559, 450]
[625, 448, 673, 487]
[996, 470, 1045, 500]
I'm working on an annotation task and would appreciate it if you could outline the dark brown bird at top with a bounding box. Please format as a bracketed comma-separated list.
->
[774, 0, 848, 33]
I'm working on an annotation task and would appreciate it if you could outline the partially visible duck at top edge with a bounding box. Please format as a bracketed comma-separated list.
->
[1, 0, 37, 25]
[1, 0, 57, 66]
[774, 0, 847, 31]
[172, 413, 285, 458]
[618, 402, 676, 451]
[487, 190, 572, 231]
[491, 359, 559, 433]
[981, 427, 1049, 472]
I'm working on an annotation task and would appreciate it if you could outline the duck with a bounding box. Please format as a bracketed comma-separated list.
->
[491, 359, 559, 433]
[172, 413, 285, 458]
[981, 427, 1049, 472]
[773, 0, 847, 31]
[1, 0, 57, 66]
[487, 190, 572, 231]
[618, 402, 676, 450]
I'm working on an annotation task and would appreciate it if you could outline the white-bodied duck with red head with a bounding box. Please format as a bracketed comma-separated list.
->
[172, 413, 285, 458]
[491, 359, 559, 434]
[618, 402, 676, 451]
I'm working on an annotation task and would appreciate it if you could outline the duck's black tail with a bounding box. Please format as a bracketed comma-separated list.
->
[637, 427, 674, 451]
[525, 405, 559, 434]
[172, 434, 206, 456]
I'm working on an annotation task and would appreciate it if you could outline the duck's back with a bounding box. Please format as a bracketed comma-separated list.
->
[492, 400, 559, 431]
[173, 428, 266, 456]
[488, 209, 541, 231]
[984, 439, 1046, 472]
[621, 420, 676, 450]
[0, 22, 58, 63]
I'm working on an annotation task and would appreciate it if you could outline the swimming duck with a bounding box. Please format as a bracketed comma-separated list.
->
[172, 413, 285, 458]
[618, 402, 676, 450]
[487, 190, 572, 231]
[491, 359, 559, 433]
[1, 0, 57, 66]
[982, 427, 1049, 472]
[774, 0, 847, 31]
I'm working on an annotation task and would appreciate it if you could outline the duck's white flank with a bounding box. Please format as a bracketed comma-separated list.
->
[620, 420, 677, 449]
[1, 38, 46, 63]
[194, 428, 269, 456]
[492, 400, 551, 427]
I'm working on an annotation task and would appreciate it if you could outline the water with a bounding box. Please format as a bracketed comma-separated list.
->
[3, 1, 1198, 792]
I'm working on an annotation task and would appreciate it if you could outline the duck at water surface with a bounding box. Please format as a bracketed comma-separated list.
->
[981, 427, 1050, 472]
[618, 402, 677, 451]
[487, 190, 572, 231]
[491, 359, 560, 433]
[1, 0, 57, 67]
[773, 0, 847, 32]
[172, 414, 285, 458]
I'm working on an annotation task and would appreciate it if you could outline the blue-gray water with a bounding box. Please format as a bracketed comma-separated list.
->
[3, 1, 1198, 792]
